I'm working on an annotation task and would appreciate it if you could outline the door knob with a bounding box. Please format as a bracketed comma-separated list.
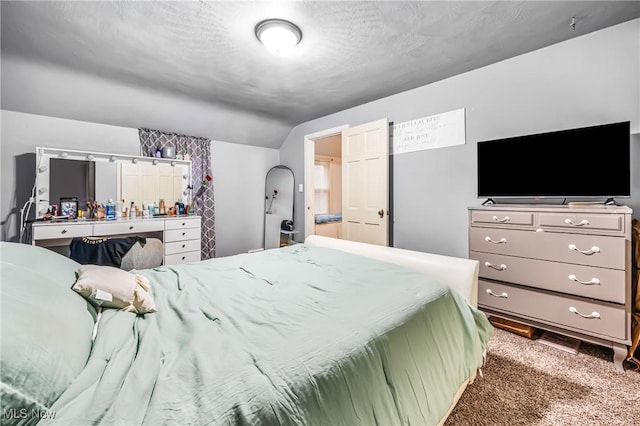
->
[378, 209, 384, 218]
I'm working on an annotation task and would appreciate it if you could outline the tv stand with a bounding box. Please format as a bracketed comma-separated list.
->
[481, 198, 496, 206]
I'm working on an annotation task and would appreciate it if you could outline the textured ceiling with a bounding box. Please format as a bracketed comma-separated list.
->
[2, 1, 639, 145]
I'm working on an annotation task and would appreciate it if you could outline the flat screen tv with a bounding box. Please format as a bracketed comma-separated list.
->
[477, 121, 630, 199]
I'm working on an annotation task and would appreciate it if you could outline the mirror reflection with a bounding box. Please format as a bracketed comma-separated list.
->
[49, 159, 188, 215]
[50, 158, 98, 210]
[264, 166, 294, 249]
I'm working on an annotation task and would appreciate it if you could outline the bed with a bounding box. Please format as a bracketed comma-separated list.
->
[314, 214, 342, 239]
[0, 236, 492, 425]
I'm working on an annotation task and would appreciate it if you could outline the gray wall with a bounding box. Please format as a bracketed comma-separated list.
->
[280, 19, 640, 258]
[211, 140, 280, 256]
[0, 111, 280, 256]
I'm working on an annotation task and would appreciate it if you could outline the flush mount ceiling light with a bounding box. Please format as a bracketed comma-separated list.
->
[255, 19, 302, 55]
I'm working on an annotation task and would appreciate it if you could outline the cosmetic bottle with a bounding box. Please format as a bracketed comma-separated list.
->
[106, 199, 116, 220]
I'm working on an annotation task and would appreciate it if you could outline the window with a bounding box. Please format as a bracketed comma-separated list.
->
[314, 159, 331, 214]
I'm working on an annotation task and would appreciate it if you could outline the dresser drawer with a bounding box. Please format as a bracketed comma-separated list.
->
[93, 220, 163, 236]
[471, 211, 533, 226]
[32, 223, 93, 240]
[164, 250, 201, 265]
[539, 213, 623, 232]
[165, 217, 201, 230]
[478, 280, 626, 340]
[165, 227, 201, 242]
[469, 227, 625, 269]
[165, 239, 201, 255]
[471, 251, 626, 303]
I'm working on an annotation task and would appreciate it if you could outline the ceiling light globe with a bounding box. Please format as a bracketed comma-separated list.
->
[256, 19, 302, 55]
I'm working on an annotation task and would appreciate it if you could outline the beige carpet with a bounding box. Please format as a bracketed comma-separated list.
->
[445, 329, 640, 425]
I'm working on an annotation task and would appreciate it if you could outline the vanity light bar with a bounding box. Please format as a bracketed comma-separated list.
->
[36, 147, 191, 167]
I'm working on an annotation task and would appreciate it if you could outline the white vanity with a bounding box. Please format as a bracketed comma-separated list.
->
[29, 146, 201, 265]
[32, 216, 202, 265]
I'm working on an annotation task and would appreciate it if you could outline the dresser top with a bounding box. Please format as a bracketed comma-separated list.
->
[468, 204, 632, 214]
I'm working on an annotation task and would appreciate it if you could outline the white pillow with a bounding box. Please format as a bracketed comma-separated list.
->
[72, 265, 157, 314]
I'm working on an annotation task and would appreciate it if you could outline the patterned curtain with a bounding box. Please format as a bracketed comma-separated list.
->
[139, 128, 215, 259]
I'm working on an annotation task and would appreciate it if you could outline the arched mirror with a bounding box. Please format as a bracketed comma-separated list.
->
[264, 166, 295, 249]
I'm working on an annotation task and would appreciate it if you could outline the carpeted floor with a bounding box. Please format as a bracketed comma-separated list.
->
[445, 328, 640, 425]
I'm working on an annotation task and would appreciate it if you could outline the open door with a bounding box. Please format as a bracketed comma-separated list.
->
[341, 118, 389, 246]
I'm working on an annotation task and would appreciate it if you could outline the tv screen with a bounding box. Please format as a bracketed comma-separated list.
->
[477, 121, 630, 198]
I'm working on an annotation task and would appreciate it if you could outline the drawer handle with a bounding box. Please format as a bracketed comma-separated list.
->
[61, 229, 67, 234]
[485, 236, 507, 244]
[568, 274, 600, 285]
[569, 306, 600, 319]
[484, 262, 507, 271]
[182, 256, 186, 260]
[486, 289, 508, 298]
[129, 226, 134, 230]
[182, 244, 186, 248]
[182, 222, 186, 226]
[182, 232, 186, 236]
[565, 218, 589, 226]
[492, 215, 510, 223]
[568, 244, 600, 255]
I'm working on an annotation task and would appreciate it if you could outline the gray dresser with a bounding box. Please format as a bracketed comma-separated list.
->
[468, 205, 632, 370]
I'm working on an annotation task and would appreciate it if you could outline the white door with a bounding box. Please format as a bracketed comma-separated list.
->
[120, 163, 141, 206]
[341, 118, 389, 246]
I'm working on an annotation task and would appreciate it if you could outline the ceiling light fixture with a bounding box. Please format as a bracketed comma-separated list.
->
[255, 19, 302, 55]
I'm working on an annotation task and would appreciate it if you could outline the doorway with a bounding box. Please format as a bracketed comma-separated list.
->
[304, 119, 389, 245]
[313, 135, 343, 239]
[304, 125, 348, 239]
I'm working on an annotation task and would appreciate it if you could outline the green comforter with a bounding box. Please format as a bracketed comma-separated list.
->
[45, 245, 492, 425]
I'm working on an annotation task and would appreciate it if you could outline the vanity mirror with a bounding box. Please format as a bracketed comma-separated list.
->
[35, 147, 191, 218]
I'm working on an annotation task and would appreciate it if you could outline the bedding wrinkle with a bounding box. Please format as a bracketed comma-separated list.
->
[246, 353, 309, 426]
[199, 308, 220, 323]
[336, 362, 361, 423]
[380, 348, 404, 424]
[405, 370, 426, 422]
[403, 333, 428, 423]
[239, 266, 275, 286]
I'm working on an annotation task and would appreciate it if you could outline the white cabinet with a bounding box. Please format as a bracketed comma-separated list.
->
[32, 216, 202, 266]
[163, 217, 201, 265]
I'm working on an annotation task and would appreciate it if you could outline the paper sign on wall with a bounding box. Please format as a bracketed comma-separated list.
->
[392, 108, 466, 155]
